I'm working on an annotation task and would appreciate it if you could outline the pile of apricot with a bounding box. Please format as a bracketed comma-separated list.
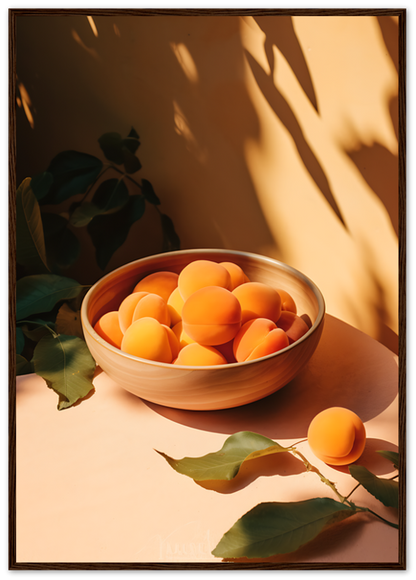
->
[93, 259, 312, 366]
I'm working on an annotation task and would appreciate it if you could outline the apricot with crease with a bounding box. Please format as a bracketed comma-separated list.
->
[307, 407, 366, 466]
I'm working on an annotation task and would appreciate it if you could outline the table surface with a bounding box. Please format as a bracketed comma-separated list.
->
[15, 314, 400, 566]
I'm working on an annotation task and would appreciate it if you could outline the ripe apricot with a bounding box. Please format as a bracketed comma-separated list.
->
[233, 318, 289, 362]
[94, 311, 124, 349]
[276, 311, 310, 344]
[167, 287, 185, 326]
[232, 282, 282, 325]
[118, 291, 149, 334]
[276, 289, 297, 314]
[182, 286, 242, 345]
[307, 407, 366, 466]
[171, 320, 195, 349]
[133, 271, 178, 303]
[178, 260, 231, 301]
[219, 261, 250, 290]
[120, 317, 178, 363]
[174, 343, 227, 366]
[132, 293, 171, 326]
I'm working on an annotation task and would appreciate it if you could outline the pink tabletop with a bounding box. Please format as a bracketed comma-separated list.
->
[15, 314, 399, 565]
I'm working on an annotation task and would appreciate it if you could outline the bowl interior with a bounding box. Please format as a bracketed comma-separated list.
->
[84, 249, 324, 359]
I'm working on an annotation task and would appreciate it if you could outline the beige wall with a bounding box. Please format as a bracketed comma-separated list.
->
[15, 13, 399, 352]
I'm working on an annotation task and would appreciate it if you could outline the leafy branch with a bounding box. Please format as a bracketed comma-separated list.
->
[15, 126, 180, 410]
[156, 431, 399, 559]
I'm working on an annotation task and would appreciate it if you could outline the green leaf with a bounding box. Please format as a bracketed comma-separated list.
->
[98, 132, 124, 164]
[16, 326, 25, 355]
[87, 194, 146, 270]
[43, 151, 103, 205]
[21, 319, 56, 342]
[92, 178, 129, 211]
[141, 178, 160, 205]
[156, 431, 291, 481]
[55, 303, 84, 338]
[122, 148, 142, 174]
[127, 126, 139, 140]
[376, 450, 399, 470]
[32, 334, 96, 410]
[349, 465, 399, 509]
[41, 213, 81, 270]
[16, 274, 83, 321]
[160, 213, 180, 252]
[30, 172, 53, 201]
[122, 137, 140, 155]
[16, 178, 49, 274]
[212, 498, 357, 559]
[16, 354, 34, 376]
[69, 202, 102, 227]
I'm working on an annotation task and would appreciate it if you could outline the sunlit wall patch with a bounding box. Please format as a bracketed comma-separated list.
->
[170, 42, 199, 84]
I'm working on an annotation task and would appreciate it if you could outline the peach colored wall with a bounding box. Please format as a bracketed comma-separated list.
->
[15, 13, 399, 352]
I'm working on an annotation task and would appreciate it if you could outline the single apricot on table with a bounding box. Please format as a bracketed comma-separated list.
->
[178, 260, 231, 301]
[182, 285, 242, 346]
[232, 282, 281, 325]
[120, 317, 179, 363]
[307, 407, 366, 466]
[94, 311, 124, 349]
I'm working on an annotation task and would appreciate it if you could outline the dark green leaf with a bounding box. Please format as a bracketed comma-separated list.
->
[16, 178, 49, 274]
[376, 450, 399, 470]
[87, 194, 146, 269]
[43, 151, 103, 205]
[55, 304, 84, 339]
[69, 202, 102, 228]
[212, 498, 357, 559]
[122, 138, 140, 155]
[92, 178, 129, 211]
[16, 354, 34, 376]
[156, 431, 291, 481]
[141, 178, 160, 205]
[32, 334, 96, 410]
[16, 326, 25, 355]
[128, 127, 139, 140]
[21, 319, 56, 342]
[41, 213, 81, 270]
[122, 148, 142, 174]
[349, 465, 399, 509]
[98, 132, 124, 164]
[30, 172, 53, 201]
[16, 274, 83, 321]
[160, 213, 180, 251]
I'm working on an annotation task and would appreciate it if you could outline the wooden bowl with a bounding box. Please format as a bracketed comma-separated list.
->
[81, 249, 325, 410]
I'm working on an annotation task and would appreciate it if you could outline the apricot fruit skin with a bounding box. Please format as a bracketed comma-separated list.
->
[94, 311, 124, 349]
[132, 292, 171, 326]
[276, 289, 297, 314]
[172, 320, 195, 349]
[232, 282, 282, 325]
[178, 260, 231, 301]
[118, 291, 149, 334]
[133, 271, 178, 303]
[276, 311, 310, 344]
[174, 343, 227, 366]
[219, 261, 250, 290]
[167, 287, 184, 326]
[182, 285, 242, 346]
[233, 318, 288, 362]
[307, 407, 366, 466]
[120, 317, 177, 363]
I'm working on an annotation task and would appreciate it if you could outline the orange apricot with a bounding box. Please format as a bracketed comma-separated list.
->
[276, 289, 297, 314]
[120, 317, 178, 363]
[307, 407, 366, 466]
[232, 282, 281, 325]
[171, 320, 195, 349]
[132, 293, 171, 326]
[178, 260, 231, 301]
[174, 343, 227, 366]
[133, 271, 178, 303]
[118, 291, 149, 334]
[233, 318, 288, 362]
[167, 287, 185, 326]
[94, 311, 124, 349]
[219, 261, 250, 290]
[182, 286, 242, 346]
[276, 311, 310, 344]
